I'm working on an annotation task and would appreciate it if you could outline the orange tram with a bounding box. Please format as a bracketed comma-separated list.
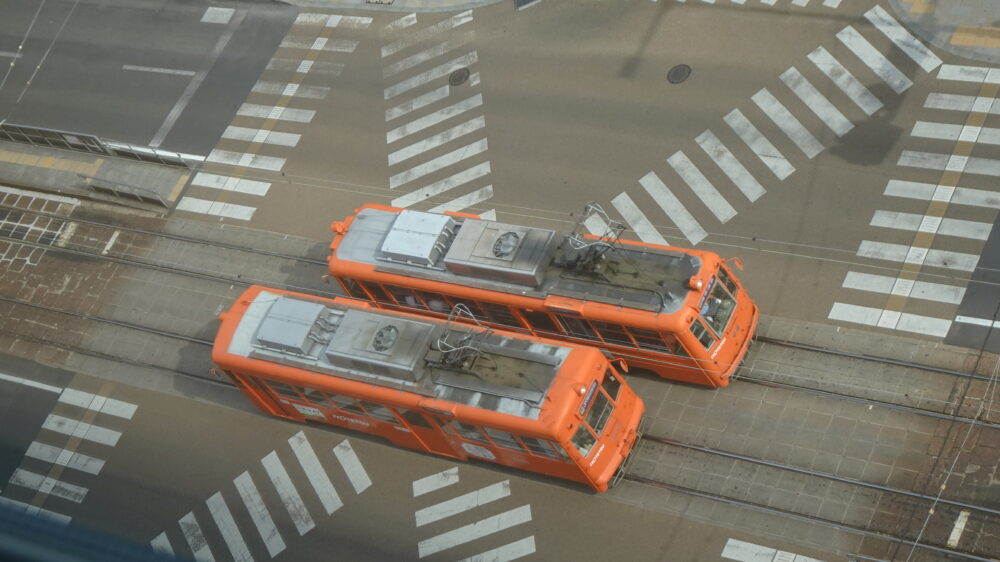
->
[327, 203, 759, 388]
[213, 285, 645, 492]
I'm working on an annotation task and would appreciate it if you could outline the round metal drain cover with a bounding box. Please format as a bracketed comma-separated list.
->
[667, 64, 691, 84]
[449, 68, 471, 86]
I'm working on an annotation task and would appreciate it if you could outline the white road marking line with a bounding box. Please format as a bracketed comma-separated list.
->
[458, 536, 536, 562]
[252, 80, 329, 100]
[333, 440, 372, 494]
[192, 173, 270, 197]
[428, 185, 494, 214]
[288, 431, 343, 515]
[913, 121, 999, 145]
[234, 471, 286, 558]
[386, 85, 450, 122]
[865, 5, 941, 72]
[384, 51, 478, 100]
[0, 496, 71, 524]
[937, 64, 1000, 84]
[639, 171, 707, 245]
[101, 231, 119, 255]
[201, 7, 234, 24]
[389, 117, 486, 166]
[0, 371, 62, 393]
[751, 88, 824, 158]
[837, 26, 912, 94]
[295, 13, 372, 28]
[150, 532, 174, 556]
[667, 151, 736, 222]
[870, 209, 991, 240]
[823, 0, 842, 6]
[956, 316, 1000, 328]
[383, 31, 476, 78]
[267, 58, 343, 76]
[382, 10, 472, 58]
[58, 388, 137, 419]
[387, 94, 482, 143]
[392, 162, 492, 208]
[948, 510, 971, 548]
[280, 36, 358, 53]
[583, 213, 608, 235]
[237, 103, 315, 123]
[9, 469, 87, 503]
[175, 198, 256, 221]
[695, 130, 765, 202]
[857, 240, 979, 271]
[808, 46, 882, 116]
[781, 67, 853, 136]
[390, 139, 488, 189]
[842, 271, 964, 304]
[122, 65, 195, 76]
[262, 451, 315, 535]
[899, 150, 1000, 177]
[0, 50, 23, 58]
[222, 126, 301, 147]
[43, 414, 121, 446]
[611, 192, 670, 245]
[179, 511, 216, 562]
[925, 93, 1000, 114]
[723, 109, 795, 179]
[207, 149, 285, 172]
[416, 481, 510, 527]
[413, 467, 459, 496]
[829, 302, 951, 337]
[207, 492, 253, 562]
[418, 505, 532, 558]
[384, 13, 418, 34]
[721, 539, 822, 562]
[884, 178, 1000, 209]
[26, 441, 106, 475]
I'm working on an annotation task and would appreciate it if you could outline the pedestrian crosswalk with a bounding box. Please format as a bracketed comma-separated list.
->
[149, 431, 372, 560]
[0, 383, 139, 526]
[174, 7, 371, 222]
[828, 62, 1000, 339]
[594, 6, 942, 248]
[381, 11, 496, 219]
[668, 0, 844, 9]
[411, 468, 535, 560]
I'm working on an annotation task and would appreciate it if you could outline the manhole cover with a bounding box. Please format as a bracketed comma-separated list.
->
[667, 64, 691, 84]
[449, 68, 470, 86]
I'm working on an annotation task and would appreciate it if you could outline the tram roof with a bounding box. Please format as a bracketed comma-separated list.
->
[227, 289, 571, 419]
[337, 207, 703, 314]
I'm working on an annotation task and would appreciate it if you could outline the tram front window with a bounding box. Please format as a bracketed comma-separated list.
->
[572, 390, 614, 457]
[701, 277, 737, 335]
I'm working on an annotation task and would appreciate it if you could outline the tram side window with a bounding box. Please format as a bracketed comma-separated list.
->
[398, 409, 432, 429]
[520, 436, 562, 460]
[589, 321, 634, 347]
[448, 421, 490, 444]
[359, 281, 392, 304]
[690, 320, 717, 349]
[301, 388, 329, 406]
[628, 327, 675, 354]
[554, 314, 599, 341]
[484, 428, 528, 452]
[416, 291, 450, 313]
[327, 394, 366, 415]
[571, 425, 597, 457]
[266, 380, 303, 400]
[383, 285, 427, 311]
[359, 401, 400, 423]
[442, 296, 485, 319]
[478, 302, 522, 328]
[521, 310, 559, 335]
[339, 278, 368, 300]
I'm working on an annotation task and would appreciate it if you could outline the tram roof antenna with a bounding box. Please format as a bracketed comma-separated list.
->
[560, 202, 635, 278]
[432, 304, 497, 371]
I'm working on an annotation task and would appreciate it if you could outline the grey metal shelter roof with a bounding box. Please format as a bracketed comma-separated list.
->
[227, 290, 571, 419]
[336, 208, 704, 313]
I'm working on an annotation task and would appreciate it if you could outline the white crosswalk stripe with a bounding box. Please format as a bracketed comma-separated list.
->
[289, 431, 343, 515]
[695, 129, 765, 202]
[751, 88, 824, 158]
[150, 532, 174, 556]
[780, 67, 853, 136]
[383, 31, 475, 78]
[43, 414, 120, 446]
[869, 210, 990, 240]
[176, 197, 256, 220]
[382, 11, 472, 58]
[639, 171, 707, 245]
[8, 468, 88, 503]
[180, 511, 216, 562]
[458, 537, 536, 562]
[829, 302, 951, 337]
[865, 5, 941, 73]
[389, 139, 488, 189]
[911, 121, 1000, 145]
[842, 272, 964, 304]
[924, 92, 1000, 114]
[837, 26, 912, 94]
[333, 440, 372, 494]
[251, 80, 329, 100]
[899, 150, 1000, 177]
[391, 162, 492, 208]
[234, 471, 286, 558]
[388, 117, 485, 166]
[857, 240, 978, 272]
[384, 51, 478, 100]
[884, 179, 1000, 210]
[207, 492, 254, 562]
[236, 103, 315, 123]
[937, 64, 1000, 84]
[666, 151, 736, 222]
[387, 94, 483, 144]
[413, 467, 460, 497]
[428, 185, 493, 214]
[222, 126, 300, 147]
[192, 173, 270, 196]
[611, 192, 670, 246]
[724, 108, 795, 179]
[418, 505, 532, 558]
[415, 481, 511, 527]
[57, 388, 137, 419]
[280, 36, 358, 53]
[25, 441, 105, 475]
[807, 46, 883, 116]
[262, 451, 315, 536]
[0, 496, 71, 525]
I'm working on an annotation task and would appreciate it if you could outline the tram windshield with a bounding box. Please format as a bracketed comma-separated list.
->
[701, 275, 737, 336]
[571, 384, 615, 457]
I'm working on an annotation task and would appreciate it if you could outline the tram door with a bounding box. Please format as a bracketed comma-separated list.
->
[399, 408, 460, 459]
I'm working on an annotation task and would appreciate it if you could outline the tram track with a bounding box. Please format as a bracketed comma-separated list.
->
[625, 433, 999, 561]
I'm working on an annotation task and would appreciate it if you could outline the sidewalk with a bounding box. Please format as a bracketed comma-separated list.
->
[891, 0, 1000, 64]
